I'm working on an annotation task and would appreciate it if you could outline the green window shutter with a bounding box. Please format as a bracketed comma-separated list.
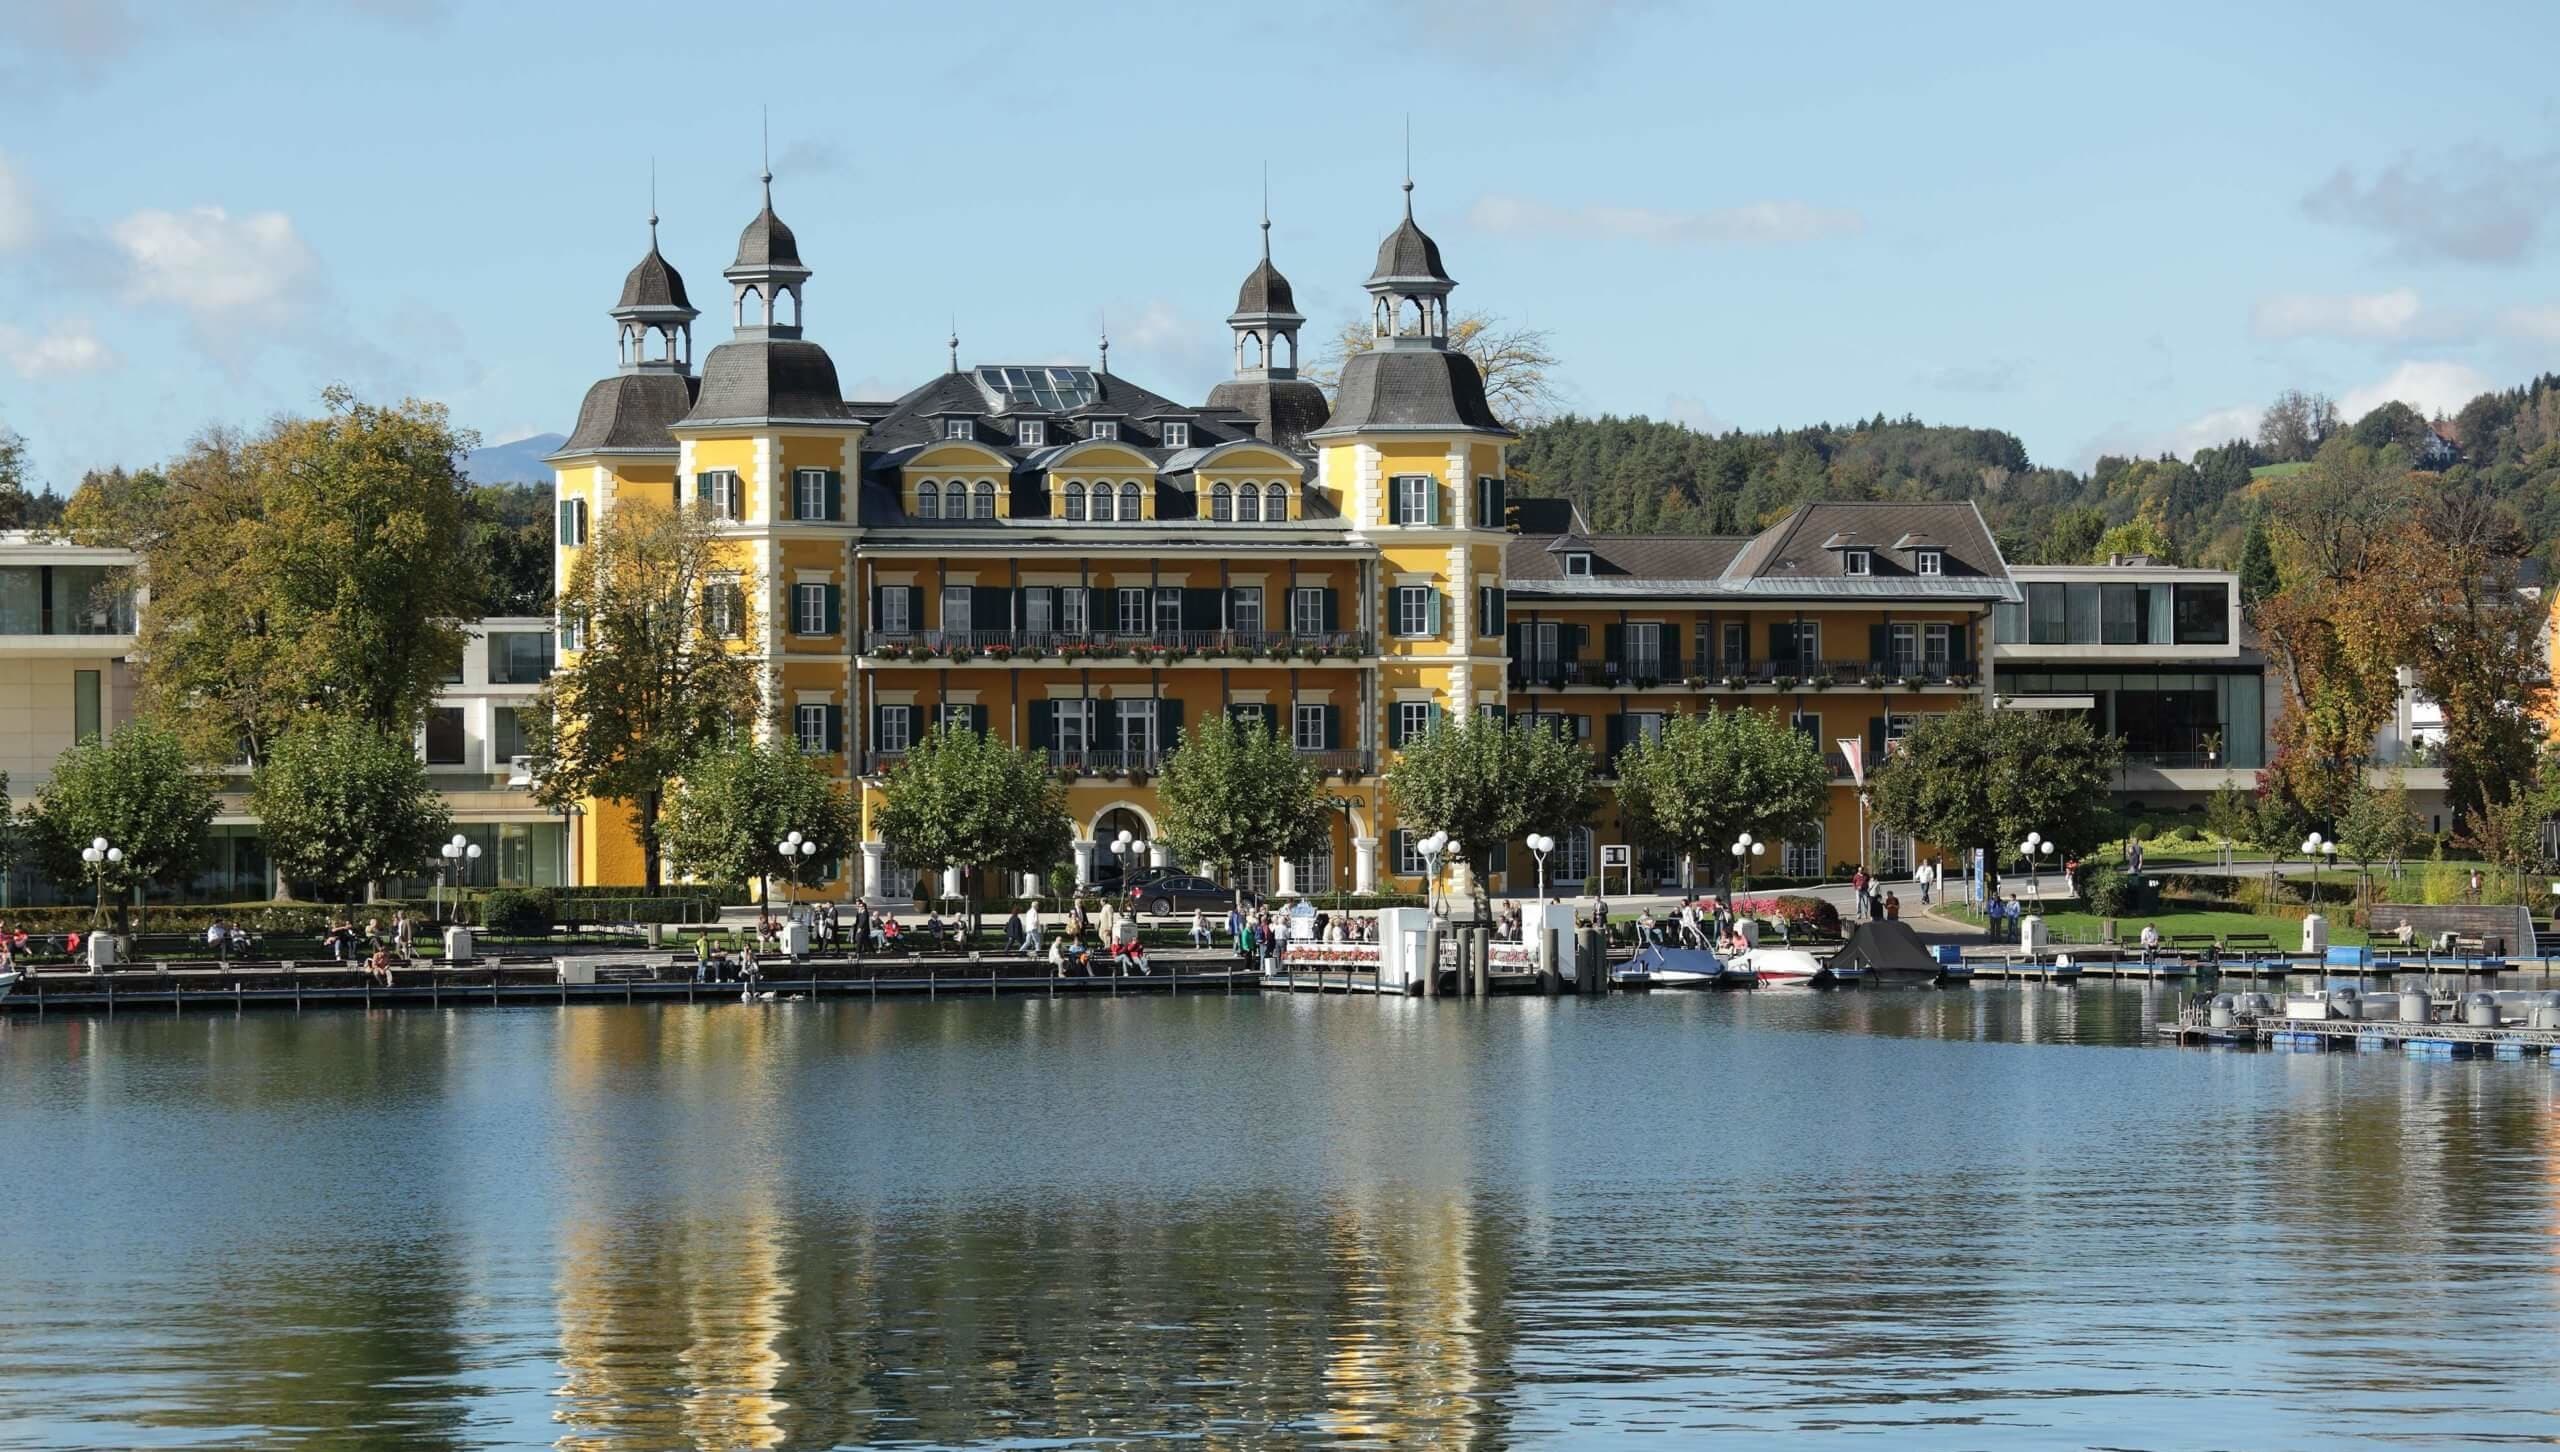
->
[1952, 620, 1973, 669]
[825, 705, 844, 754]
[1094, 698, 1121, 748]
[1425, 481, 1442, 526]
[824, 585, 842, 636]
[971, 705, 990, 736]
[1424, 589, 1443, 637]
[671, 474, 683, 511]
[1603, 623, 1624, 673]
[1661, 622, 1680, 668]
[826, 470, 844, 521]
[1868, 624, 1888, 668]
[1321, 588, 1340, 634]
[1027, 699, 1055, 751]
[1323, 704, 1341, 750]
[908, 587, 926, 631]
[1869, 715, 1887, 761]
[1158, 697, 1184, 744]
[1768, 621, 1795, 666]
[1425, 702, 1444, 734]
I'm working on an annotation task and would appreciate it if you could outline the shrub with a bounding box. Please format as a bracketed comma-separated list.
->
[1738, 893, 1840, 937]
[482, 888, 555, 936]
[2083, 865, 2133, 916]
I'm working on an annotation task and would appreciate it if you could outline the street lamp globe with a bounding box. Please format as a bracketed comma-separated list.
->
[91, 836, 108, 853]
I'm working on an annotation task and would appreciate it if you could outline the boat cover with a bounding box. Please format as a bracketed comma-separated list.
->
[1828, 920, 1941, 975]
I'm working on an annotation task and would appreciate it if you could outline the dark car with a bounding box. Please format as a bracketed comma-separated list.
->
[1127, 873, 1232, 916]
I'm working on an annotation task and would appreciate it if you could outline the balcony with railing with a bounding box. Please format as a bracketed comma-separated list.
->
[862, 628, 1372, 663]
[866, 743, 1376, 778]
[1508, 653, 1978, 691]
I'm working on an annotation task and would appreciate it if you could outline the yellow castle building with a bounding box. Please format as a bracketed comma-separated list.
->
[551, 171, 2022, 901]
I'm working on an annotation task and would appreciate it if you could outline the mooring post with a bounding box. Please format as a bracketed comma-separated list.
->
[1422, 921, 1442, 999]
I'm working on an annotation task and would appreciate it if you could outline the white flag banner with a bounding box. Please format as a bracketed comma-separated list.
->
[1836, 737, 1865, 786]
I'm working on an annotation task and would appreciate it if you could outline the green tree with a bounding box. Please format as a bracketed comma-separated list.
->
[1153, 714, 1330, 901]
[251, 718, 453, 909]
[1612, 708, 1830, 890]
[2236, 511, 2280, 603]
[871, 722, 1072, 928]
[466, 482, 557, 617]
[2204, 778, 2262, 853]
[1868, 702, 2121, 896]
[2090, 511, 2177, 564]
[524, 498, 761, 887]
[18, 723, 217, 926]
[110, 390, 479, 764]
[1384, 717, 1596, 911]
[661, 735, 858, 902]
[2035, 505, 2106, 564]
[2338, 772, 2419, 886]
[0, 426, 31, 530]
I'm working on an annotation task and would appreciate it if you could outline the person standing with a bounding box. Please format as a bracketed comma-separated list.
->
[1019, 902, 1043, 957]
[1850, 865, 1870, 921]
[852, 899, 872, 958]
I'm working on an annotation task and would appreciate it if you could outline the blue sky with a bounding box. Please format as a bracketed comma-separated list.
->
[6, 0, 2560, 490]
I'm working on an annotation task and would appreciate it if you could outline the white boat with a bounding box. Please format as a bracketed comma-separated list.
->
[0, 967, 17, 995]
[1733, 947, 1838, 988]
[1615, 945, 1747, 989]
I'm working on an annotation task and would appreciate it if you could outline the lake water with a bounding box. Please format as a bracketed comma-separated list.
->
[1, 987, 2554, 1450]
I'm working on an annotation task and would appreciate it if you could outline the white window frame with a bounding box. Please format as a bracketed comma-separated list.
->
[1090, 420, 1121, 442]
[1162, 421, 1190, 448]
[1924, 622, 1952, 672]
[876, 705, 913, 754]
[1153, 586, 1182, 636]
[558, 615, 584, 653]
[1888, 622, 1919, 673]
[795, 704, 829, 753]
[1230, 585, 1263, 635]
[1119, 480, 1141, 518]
[1115, 587, 1149, 635]
[1211, 482, 1232, 521]
[941, 585, 973, 637]
[1237, 482, 1262, 523]
[1843, 549, 1872, 576]
[1060, 588, 1088, 635]
[1394, 474, 1433, 525]
[1397, 700, 1432, 744]
[944, 418, 973, 441]
[705, 579, 743, 638]
[1293, 703, 1326, 752]
[1395, 829, 1428, 877]
[794, 582, 829, 635]
[1089, 481, 1115, 522]
[877, 588, 911, 635]
[1118, 698, 1158, 757]
[1018, 419, 1046, 447]
[1063, 481, 1087, 521]
[1394, 585, 1432, 638]
[703, 470, 744, 521]
[1290, 587, 1324, 637]
[794, 468, 829, 521]
[1916, 549, 1943, 577]
[1025, 588, 1054, 636]
[1629, 711, 1666, 746]
[941, 702, 975, 731]
[1783, 825, 1825, 878]
[1265, 482, 1288, 521]
[1055, 699, 1090, 754]
[971, 480, 996, 519]
[1563, 553, 1592, 577]
[559, 496, 587, 546]
[1626, 621, 1663, 677]
[915, 480, 940, 520]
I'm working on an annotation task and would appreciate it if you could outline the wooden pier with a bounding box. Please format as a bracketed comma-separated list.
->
[0, 956, 1261, 1016]
[2162, 1003, 2560, 1056]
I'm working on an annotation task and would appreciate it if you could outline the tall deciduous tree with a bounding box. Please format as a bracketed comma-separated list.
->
[115, 390, 478, 764]
[871, 723, 1072, 926]
[2392, 472, 2549, 832]
[1384, 717, 1595, 912]
[251, 718, 452, 909]
[1868, 703, 2120, 897]
[2257, 388, 2342, 464]
[523, 499, 760, 888]
[661, 736, 858, 901]
[1153, 715, 1331, 900]
[2337, 772, 2419, 883]
[18, 723, 217, 920]
[1612, 708, 1830, 890]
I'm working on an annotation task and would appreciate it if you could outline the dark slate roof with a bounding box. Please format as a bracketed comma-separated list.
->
[617, 246, 691, 311]
[554, 372, 699, 456]
[862, 368, 1274, 461]
[1507, 534, 1751, 584]
[733, 202, 802, 270]
[1204, 377, 1329, 449]
[1371, 214, 1452, 285]
[681, 338, 854, 425]
[1235, 257, 1298, 316]
[1510, 497, 1583, 534]
[1727, 501, 2006, 582]
[1307, 347, 1511, 438]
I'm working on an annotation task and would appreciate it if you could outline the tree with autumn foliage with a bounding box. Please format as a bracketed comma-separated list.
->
[1312, 310, 1561, 426]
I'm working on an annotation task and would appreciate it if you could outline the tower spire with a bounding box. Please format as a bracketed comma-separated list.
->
[760, 106, 772, 200]
[949, 316, 959, 374]
[648, 158, 659, 243]
[1099, 310, 1109, 374]
[1402, 115, 1414, 219]
[1261, 162, 1272, 261]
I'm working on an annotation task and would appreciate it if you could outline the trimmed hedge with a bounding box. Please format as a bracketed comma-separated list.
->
[481, 889, 554, 936]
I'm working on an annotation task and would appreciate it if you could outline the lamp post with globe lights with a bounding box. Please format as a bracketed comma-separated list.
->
[2301, 832, 2337, 905]
[776, 830, 819, 913]
[1730, 833, 1764, 895]
[1527, 833, 1556, 902]
[439, 834, 482, 923]
[1111, 829, 1152, 902]
[1416, 831, 1451, 917]
[79, 836, 124, 933]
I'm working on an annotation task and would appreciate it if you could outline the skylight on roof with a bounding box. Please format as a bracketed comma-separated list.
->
[975, 366, 1099, 413]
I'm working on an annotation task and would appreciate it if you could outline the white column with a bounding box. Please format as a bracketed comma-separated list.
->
[1148, 843, 1173, 869]
[860, 842, 886, 900]
[1353, 836, 1380, 895]
[940, 866, 963, 901]
[1072, 839, 1097, 887]
[1276, 858, 1298, 898]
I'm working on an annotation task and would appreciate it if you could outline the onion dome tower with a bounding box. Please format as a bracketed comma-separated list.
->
[681, 167, 852, 427]
[1305, 176, 1509, 440]
[557, 212, 702, 456]
[1205, 203, 1331, 449]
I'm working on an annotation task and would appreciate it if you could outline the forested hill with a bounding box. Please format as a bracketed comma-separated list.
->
[1505, 377, 2560, 569]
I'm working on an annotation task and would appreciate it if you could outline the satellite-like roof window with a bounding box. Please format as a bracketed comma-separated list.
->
[975, 365, 1099, 412]
[1563, 552, 1593, 577]
[1843, 549, 1872, 576]
[943, 418, 973, 442]
[1162, 421, 1190, 448]
[1018, 419, 1046, 447]
[1090, 419, 1120, 442]
[1916, 549, 1943, 576]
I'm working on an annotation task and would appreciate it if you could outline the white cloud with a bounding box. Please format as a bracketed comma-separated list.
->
[2251, 288, 2426, 342]
[1663, 394, 1728, 434]
[0, 318, 114, 379]
[2339, 360, 2492, 421]
[2301, 145, 2560, 265]
[2498, 305, 2560, 342]
[108, 205, 315, 322]
[1468, 193, 1863, 246]
[2076, 403, 2258, 469]
[0, 151, 32, 251]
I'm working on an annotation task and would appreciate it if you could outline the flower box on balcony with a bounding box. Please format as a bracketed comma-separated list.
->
[1772, 675, 1800, 691]
[984, 643, 1014, 662]
[1721, 675, 1748, 690]
[945, 646, 975, 664]
[875, 642, 908, 660]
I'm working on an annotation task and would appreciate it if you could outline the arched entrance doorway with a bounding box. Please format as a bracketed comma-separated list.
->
[1092, 806, 1153, 887]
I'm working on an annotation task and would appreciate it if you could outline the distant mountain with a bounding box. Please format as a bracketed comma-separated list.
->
[464, 432, 566, 485]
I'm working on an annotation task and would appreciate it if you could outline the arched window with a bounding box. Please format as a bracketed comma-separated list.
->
[972, 480, 996, 519]
[1265, 483, 1288, 521]
[1120, 481, 1141, 520]
[1236, 482, 1261, 523]
[1089, 482, 1114, 522]
[916, 480, 940, 519]
[1210, 483, 1232, 521]
[1064, 481, 1086, 521]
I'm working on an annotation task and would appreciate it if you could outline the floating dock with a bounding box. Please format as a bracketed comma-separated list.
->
[2163, 999, 2560, 1057]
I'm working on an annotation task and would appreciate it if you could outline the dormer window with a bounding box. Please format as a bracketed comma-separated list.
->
[944, 418, 973, 441]
[1018, 420, 1045, 447]
[1162, 421, 1190, 448]
[1843, 549, 1872, 577]
[1089, 420, 1120, 442]
[1563, 553, 1593, 577]
[1916, 549, 1943, 577]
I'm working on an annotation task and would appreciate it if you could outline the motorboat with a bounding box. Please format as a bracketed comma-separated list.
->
[1733, 946, 1852, 988]
[1614, 945, 1751, 989]
[0, 967, 16, 995]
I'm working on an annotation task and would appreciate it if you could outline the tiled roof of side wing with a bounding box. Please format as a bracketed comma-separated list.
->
[1506, 533, 1751, 582]
[1722, 500, 2006, 582]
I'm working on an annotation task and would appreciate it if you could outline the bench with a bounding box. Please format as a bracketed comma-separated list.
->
[2224, 933, 2280, 955]
[594, 964, 658, 984]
